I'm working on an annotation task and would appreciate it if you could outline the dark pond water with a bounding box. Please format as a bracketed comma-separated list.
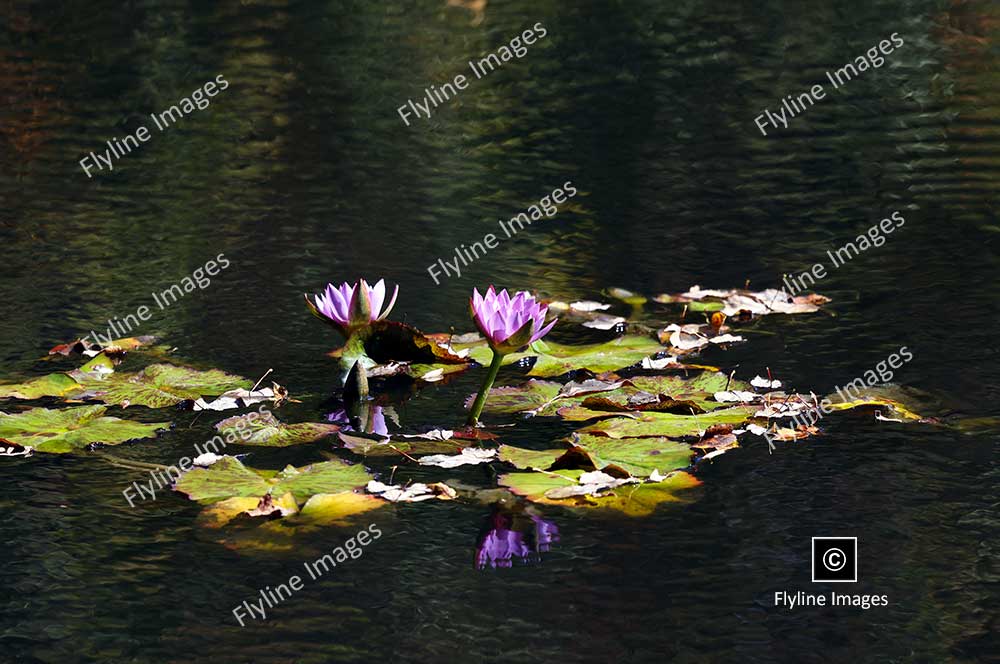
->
[1, 0, 997, 662]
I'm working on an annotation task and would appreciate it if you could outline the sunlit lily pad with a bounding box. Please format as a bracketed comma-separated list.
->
[498, 444, 569, 470]
[84, 363, 252, 408]
[500, 435, 693, 478]
[472, 372, 743, 419]
[0, 405, 169, 454]
[464, 336, 667, 377]
[216, 411, 340, 447]
[0, 352, 118, 401]
[174, 455, 371, 505]
[578, 406, 757, 439]
[499, 468, 701, 516]
[572, 434, 695, 476]
[0, 373, 83, 400]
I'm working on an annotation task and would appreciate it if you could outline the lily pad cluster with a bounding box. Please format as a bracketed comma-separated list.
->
[0, 336, 260, 454]
[0, 283, 933, 566]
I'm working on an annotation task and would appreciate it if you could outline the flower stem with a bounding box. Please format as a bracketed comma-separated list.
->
[467, 350, 505, 426]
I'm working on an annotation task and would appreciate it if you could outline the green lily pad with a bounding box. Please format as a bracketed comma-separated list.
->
[573, 434, 695, 477]
[0, 405, 169, 454]
[0, 373, 83, 400]
[472, 372, 746, 418]
[175, 456, 372, 505]
[470, 380, 564, 415]
[497, 444, 568, 470]
[498, 468, 701, 516]
[215, 411, 340, 447]
[499, 435, 694, 478]
[0, 352, 121, 401]
[84, 364, 252, 408]
[466, 336, 666, 378]
[578, 406, 757, 439]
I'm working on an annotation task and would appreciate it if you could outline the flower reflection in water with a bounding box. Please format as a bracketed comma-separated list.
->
[326, 404, 388, 436]
[475, 506, 560, 569]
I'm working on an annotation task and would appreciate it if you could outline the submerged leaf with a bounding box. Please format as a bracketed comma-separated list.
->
[0, 405, 169, 454]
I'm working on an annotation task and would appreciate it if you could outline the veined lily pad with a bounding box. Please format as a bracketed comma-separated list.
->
[578, 406, 758, 439]
[0, 352, 118, 400]
[498, 444, 570, 470]
[175, 455, 372, 506]
[472, 373, 743, 418]
[498, 468, 701, 516]
[83, 363, 252, 408]
[216, 411, 340, 447]
[499, 435, 694, 478]
[465, 336, 667, 377]
[0, 373, 83, 400]
[0, 405, 169, 454]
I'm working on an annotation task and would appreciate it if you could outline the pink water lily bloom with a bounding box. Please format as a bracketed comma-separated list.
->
[470, 286, 556, 355]
[309, 278, 399, 334]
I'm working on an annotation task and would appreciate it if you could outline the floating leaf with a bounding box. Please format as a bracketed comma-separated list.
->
[84, 364, 252, 408]
[0, 405, 169, 454]
[497, 444, 567, 470]
[578, 406, 757, 439]
[417, 447, 496, 468]
[500, 436, 693, 478]
[468, 380, 563, 415]
[0, 373, 83, 400]
[48, 335, 159, 357]
[337, 430, 464, 457]
[329, 320, 469, 382]
[572, 434, 694, 477]
[366, 480, 457, 502]
[498, 468, 701, 516]
[751, 375, 782, 389]
[198, 492, 300, 528]
[657, 286, 830, 317]
[192, 384, 287, 411]
[823, 397, 922, 421]
[216, 411, 339, 447]
[466, 336, 666, 377]
[605, 287, 647, 307]
[174, 456, 371, 505]
[295, 492, 385, 523]
[473, 372, 740, 418]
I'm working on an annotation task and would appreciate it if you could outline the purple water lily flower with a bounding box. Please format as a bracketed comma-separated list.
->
[466, 287, 556, 426]
[307, 278, 399, 335]
[470, 286, 556, 355]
